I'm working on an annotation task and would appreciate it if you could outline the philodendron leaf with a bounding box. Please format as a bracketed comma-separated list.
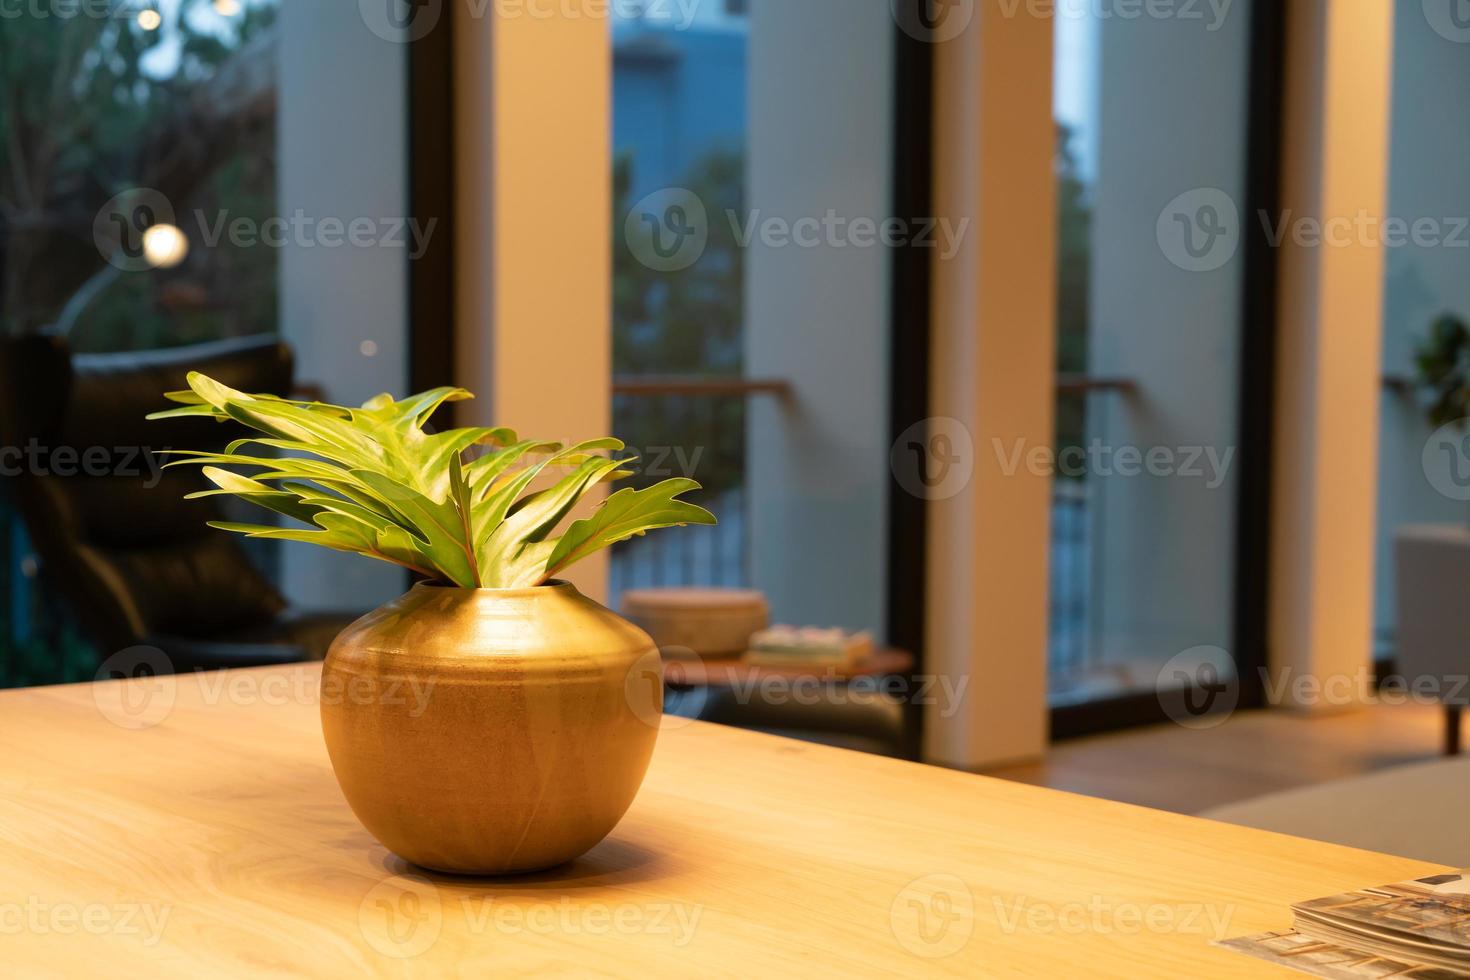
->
[543, 479, 717, 583]
[186, 466, 326, 525]
[351, 470, 479, 588]
[152, 375, 714, 586]
[478, 454, 630, 588]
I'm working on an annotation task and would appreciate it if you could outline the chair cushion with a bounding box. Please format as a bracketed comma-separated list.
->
[1201, 756, 1470, 866]
[0, 334, 297, 652]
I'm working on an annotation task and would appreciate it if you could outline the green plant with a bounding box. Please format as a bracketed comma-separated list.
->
[149, 373, 716, 589]
[1415, 313, 1470, 428]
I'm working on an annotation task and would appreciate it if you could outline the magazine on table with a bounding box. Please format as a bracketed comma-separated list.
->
[1219, 871, 1470, 977]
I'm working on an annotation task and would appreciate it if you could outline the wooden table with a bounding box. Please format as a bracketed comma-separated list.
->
[0, 664, 1446, 977]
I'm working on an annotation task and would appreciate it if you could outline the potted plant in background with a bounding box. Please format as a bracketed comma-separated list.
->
[1396, 314, 1470, 756]
[1415, 313, 1470, 433]
[150, 373, 714, 874]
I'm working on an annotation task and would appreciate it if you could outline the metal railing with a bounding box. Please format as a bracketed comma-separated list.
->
[607, 377, 790, 606]
[606, 372, 1134, 679]
[1049, 375, 1137, 679]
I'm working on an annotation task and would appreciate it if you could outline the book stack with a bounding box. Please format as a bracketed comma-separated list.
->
[1220, 870, 1470, 977]
[741, 625, 873, 669]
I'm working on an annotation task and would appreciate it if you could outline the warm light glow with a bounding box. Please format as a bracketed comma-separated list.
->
[142, 224, 189, 269]
[212, 0, 241, 15]
[137, 9, 161, 30]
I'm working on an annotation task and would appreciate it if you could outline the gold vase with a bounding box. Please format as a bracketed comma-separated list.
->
[320, 581, 662, 875]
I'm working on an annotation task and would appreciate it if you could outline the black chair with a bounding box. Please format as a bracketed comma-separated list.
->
[0, 333, 359, 673]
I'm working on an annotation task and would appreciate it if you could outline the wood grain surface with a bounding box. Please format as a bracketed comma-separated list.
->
[0, 664, 1446, 977]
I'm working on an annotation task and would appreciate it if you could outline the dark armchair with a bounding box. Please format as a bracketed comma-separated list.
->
[0, 334, 359, 673]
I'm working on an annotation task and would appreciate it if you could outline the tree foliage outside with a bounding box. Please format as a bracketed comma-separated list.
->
[1, 2, 279, 687]
[0, 1, 278, 350]
[612, 148, 746, 498]
[1415, 313, 1470, 429]
[1055, 122, 1094, 481]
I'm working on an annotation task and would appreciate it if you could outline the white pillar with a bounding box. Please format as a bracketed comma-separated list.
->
[1269, 0, 1394, 707]
[925, 5, 1055, 768]
[454, 3, 613, 601]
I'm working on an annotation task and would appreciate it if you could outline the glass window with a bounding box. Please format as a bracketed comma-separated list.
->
[1, 2, 411, 686]
[1372, 1, 1470, 661]
[1049, 5, 1253, 707]
[609, 3, 897, 637]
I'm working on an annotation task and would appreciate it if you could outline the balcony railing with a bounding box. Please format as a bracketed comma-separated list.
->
[607, 377, 790, 607]
[607, 373, 1134, 682]
[1049, 375, 1137, 682]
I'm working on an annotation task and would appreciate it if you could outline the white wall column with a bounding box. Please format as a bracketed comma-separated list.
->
[454, 2, 613, 601]
[1269, 0, 1395, 706]
[925, 6, 1055, 768]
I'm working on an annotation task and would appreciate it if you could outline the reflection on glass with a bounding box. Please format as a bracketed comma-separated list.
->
[1048, 7, 1251, 706]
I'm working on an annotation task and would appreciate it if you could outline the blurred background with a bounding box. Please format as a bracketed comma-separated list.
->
[3, 1, 1468, 797]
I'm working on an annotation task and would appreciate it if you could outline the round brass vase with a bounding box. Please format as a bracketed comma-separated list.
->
[320, 581, 662, 874]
